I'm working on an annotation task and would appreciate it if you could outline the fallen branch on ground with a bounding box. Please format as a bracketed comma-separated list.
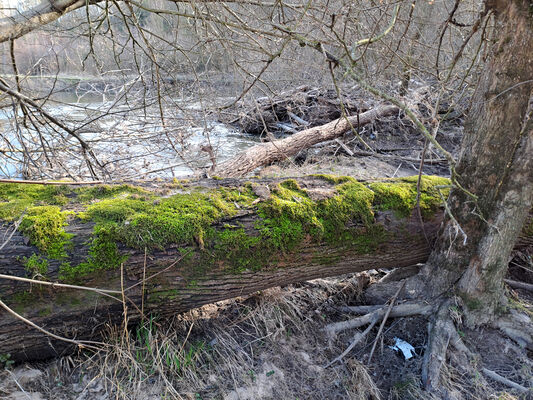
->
[325, 302, 435, 335]
[481, 368, 529, 393]
[215, 105, 398, 177]
[505, 279, 533, 292]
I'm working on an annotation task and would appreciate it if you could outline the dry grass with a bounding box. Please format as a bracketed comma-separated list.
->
[57, 276, 382, 399]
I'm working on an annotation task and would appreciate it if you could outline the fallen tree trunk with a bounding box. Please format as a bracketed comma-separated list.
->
[0, 175, 528, 362]
[215, 105, 398, 177]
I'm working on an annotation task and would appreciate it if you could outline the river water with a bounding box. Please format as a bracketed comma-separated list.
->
[0, 91, 259, 180]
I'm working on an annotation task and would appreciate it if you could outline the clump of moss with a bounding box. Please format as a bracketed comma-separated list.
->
[213, 227, 262, 272]
[111, 190, 240, 250]
[22, 253, 48, 277]
[0, 183, 71, 221]
[319, 181, 375, 241]
[256, 179, 378, 254]
[59, 225, 126, 281]
[81, 197, 149, 223]
[19, 206, 73, 259]
[257, 180, 318, 252]
[369, 176, 450, 218]
[75, 184, 149, 203]
[311, 174, 356, 184]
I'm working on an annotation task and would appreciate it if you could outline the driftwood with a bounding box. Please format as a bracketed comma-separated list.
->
[0, 176, 530, 363]
[219, 86, 366, 135]
[215, 105, 398, 178]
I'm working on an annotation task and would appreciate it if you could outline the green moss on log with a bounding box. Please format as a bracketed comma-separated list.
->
[19, 206, 73, 259]
[369, 175, 450, 218]
[0, 183, 71, 221]
[22, 254, 49, 277]
[0, 176, 449, 283]
[310, 174, 356, 184]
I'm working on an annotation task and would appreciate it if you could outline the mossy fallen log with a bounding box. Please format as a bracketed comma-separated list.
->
[0, 175, 467, 362]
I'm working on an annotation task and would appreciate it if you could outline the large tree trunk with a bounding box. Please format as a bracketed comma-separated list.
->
[215, 105, 398, 177]
[414, 0, 533, 392]
[0, 175, 445, 362]
[417, 0, 533, 322]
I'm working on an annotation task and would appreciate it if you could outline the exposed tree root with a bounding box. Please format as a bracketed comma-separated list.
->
[422, 299, 463, 394]
[324, 318, 379, 368]
[493, 310, 533, 350]
[328, 287, 533, 396]
[482, 368, 529, 394]
[422, 300, 533, 395]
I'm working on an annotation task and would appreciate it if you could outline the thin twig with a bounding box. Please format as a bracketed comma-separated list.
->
[325, 318, 379, 368]
[482, 368, 529, 393]
[0, 274, 122, 299]
[0, 212, 25, 251]
[0, 297, 103, 350]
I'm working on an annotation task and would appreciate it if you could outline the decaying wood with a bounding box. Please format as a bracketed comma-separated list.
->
[219, 86, 365, 135]
[215, 105, 398, 177]
[0, 175, 435, 362]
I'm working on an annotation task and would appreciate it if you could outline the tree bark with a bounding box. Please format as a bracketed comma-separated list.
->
[416, 0, 533, 324]
[215, 105, 398, 178]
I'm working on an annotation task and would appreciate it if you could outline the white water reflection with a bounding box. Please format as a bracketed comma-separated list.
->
[0, 91, 258, 180]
